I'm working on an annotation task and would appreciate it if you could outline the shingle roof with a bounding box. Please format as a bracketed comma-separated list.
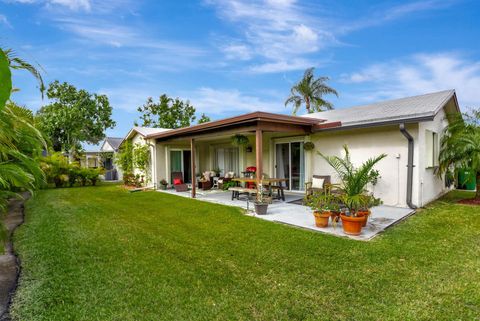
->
[302, 89, 457, 128]
[105, 137, 123, 151]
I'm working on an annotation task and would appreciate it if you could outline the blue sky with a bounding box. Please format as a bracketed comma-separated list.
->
[1, 0, 480, 141]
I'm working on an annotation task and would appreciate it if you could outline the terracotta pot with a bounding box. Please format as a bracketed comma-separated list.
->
[313, 210, 330, 228]
[340, 214, 364, 236]
[357, 210, 370, 227]
[330, 211, 340, 221]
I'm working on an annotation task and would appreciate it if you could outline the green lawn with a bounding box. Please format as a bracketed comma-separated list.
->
[10, 185, 480, 320]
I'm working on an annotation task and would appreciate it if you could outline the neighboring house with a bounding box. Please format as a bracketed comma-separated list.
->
[79, 151, 101, 168]
[123, 127, 172, 184]
[124, 90, 460, 208]
[99, 137, 124, 181]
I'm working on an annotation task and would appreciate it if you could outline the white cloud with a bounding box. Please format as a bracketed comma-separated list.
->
[206, 0, 327, 72]
[7, 0, 91, 11]
[0, 14, 12, 28]
[341, 52, 480, 107]
[183, 87, 281, 116]
[207, 0, 458, 73]
[222, 43, 252, 60]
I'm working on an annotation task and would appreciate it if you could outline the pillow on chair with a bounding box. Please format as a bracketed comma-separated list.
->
[312, 177, 324, 189]
[173, 178, 183, 185]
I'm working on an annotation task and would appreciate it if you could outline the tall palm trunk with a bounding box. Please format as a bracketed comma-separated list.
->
[305, 96, 310, 113]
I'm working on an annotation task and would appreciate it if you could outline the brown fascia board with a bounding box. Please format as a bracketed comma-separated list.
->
[146, 111, 324, 140]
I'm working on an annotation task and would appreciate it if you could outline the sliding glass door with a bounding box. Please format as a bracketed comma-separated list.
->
[170, 150, 191, 183]
[275, 142, 305, 191]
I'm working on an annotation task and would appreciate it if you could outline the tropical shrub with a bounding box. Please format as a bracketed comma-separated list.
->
[116, 140, 134, 173]
[438, 109, 480, 199]
[86, 168, 103, 186]
[40, 153, 70, 187]
[133, 143, 150, 183]
[318, 145, 386, 216]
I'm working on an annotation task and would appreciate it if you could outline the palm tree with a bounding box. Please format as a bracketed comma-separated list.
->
[438, 109, 480, 199]
[318, 145, 387, 197]
[4, 48, 45, 98]
[285, 67, 338, 115]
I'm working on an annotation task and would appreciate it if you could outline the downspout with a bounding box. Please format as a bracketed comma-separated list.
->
[399, 123, 417, 209]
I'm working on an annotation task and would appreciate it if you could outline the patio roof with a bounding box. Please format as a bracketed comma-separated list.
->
[146, 111, 339, 141]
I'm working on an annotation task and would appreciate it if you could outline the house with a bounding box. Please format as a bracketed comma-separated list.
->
[99, 137, 124, 181]
[123, 89, 460, 208]
[122, 127, 172, 182]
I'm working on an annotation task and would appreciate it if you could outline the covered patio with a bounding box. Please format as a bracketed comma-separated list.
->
[157, 188, 415, 241]
[147, 112, 340, 197]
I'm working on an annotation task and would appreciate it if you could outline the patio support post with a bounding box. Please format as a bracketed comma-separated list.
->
[191, 138, 196, 198]
[256, 128, 263, 185]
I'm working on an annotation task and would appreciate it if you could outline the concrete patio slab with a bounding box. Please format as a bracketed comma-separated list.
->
[157, 189, 415, 241]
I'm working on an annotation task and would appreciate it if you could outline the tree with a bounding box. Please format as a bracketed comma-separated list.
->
[135, 94, 198, 129]
[36, 81, 116, 152]
[4, 48, 45, 98]
[285, 67, 338, 115]
[0, 48, 45, 246]
[438, 109, 480, 199]
[198, 113, 211, 124]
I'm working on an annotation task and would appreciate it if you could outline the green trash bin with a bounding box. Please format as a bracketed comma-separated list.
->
[458, 169, 476, 190]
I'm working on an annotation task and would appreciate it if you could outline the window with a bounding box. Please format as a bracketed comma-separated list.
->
[425, 130, 439, 168]
[213, 147, 239, 176]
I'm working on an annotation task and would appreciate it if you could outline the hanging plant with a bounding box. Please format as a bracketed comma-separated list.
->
[304, 141, 315, 151]
[231, 134, 249, 146]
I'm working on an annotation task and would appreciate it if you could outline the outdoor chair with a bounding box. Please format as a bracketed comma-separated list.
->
[305, 175, 334, 197]
[218, 171, 235, 190]
[172, 171, 188, 192]
[198, 171, 215, 190]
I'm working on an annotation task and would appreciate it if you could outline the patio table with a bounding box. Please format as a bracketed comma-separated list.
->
[232, 178, 288, 201]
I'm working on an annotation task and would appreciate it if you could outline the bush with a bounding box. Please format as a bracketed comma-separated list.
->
[40, 153, 70, 188]
[86, 168, 103, 186]
[68, 164, 81, 187]
[40, 153, 104, 188]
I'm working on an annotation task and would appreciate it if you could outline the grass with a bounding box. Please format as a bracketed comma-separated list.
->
[10, 185, 480, 320]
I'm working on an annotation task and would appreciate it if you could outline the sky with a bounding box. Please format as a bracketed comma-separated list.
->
[1, 0, 480, 142]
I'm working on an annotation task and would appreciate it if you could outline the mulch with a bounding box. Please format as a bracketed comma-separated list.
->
[0, 193, 30, 321]
[458, 198, 480, 205]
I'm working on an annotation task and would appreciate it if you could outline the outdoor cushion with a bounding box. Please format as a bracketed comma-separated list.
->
[173, 178, 183, 185]
[312, 177, 324, 189]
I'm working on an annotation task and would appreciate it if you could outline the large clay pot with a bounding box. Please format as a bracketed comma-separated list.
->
[340, 214, 364, 235]
[357, 210, 370, 227]
[313, 210, 330, 227]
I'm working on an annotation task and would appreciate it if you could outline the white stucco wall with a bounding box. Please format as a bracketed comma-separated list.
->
[309, 125, 418, 207]
[417, 108, 449, 206]
[130, 133, 156, 185]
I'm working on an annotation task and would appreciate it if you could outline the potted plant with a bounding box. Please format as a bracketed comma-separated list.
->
[231, 134, 249, 147]
[339, 194, 370, 235]
[254, 182, 269, 215]
[159, 179, 168, 190]
[306, 191, 339, 228]
[318, 145, 387, 236]
[213, 167, 221, 177]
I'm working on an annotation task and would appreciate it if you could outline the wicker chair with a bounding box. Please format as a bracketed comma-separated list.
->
[305, 175, 332, 197]
[172, 172, 188, 192]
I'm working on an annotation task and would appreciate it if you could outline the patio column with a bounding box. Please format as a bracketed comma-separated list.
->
[191, 138, 196, 198]
[256, 128, 263, 185]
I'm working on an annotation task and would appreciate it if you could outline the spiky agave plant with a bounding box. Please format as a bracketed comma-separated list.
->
[318, 145, 387, 215]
